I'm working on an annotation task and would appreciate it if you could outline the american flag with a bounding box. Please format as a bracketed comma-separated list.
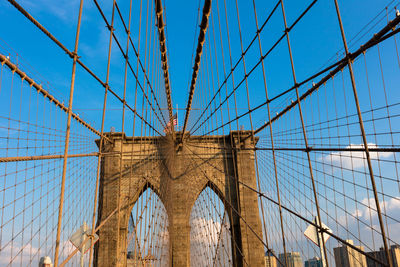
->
[173, 113, 177, 126]
[163, 113, 177, 133]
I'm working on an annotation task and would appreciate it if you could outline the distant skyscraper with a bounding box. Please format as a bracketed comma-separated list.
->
[278, 252, 303, 267]
[305, 257, 322, 267]
[265, 251, 277, 267]
[333, 239, 367, 267]
[366, 245, 400, 267]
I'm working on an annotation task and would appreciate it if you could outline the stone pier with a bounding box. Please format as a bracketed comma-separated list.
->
[94, 131, 264, 267]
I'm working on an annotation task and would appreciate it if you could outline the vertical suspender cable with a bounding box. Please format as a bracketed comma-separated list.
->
[333, 1, 393, 266]
[53, 0, 85, 266]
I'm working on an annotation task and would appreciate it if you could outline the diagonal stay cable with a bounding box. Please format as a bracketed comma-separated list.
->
[0, 53, 105, 139]
[199, 18, 400, 137]
[183, 143, 285, 266]
[115, 1, 168, 127]
[189, 0, 317, 134]
[247, 15, 400, 140]
[6, 0, 163, 135]
[93, 0, 167, 128]
[189, 0, 281, 133]
[186, 141, 389, 267]
[114, 2, 167, 127]
[184, 148, 250, 266]
[198, 57, 344, 136]
[239, 181, 389, 267]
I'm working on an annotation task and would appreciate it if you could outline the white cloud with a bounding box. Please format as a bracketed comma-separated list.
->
[329, 197, 400, 254]
[338, 196, 400, 227]
[0, 243, 40, 266]
[0, 239, 86, 266]
[359, 197, 400, 220]
[352, 209, 363, 218]
[19, 0, 81, 24]
[190, 217, 223, 245]
[323, 143, 393, 169]
[79, 25, 110, 59]
[190, 216, 232, 266]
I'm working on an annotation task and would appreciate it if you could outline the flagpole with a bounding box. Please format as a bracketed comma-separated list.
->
[176, 104, 179, 131]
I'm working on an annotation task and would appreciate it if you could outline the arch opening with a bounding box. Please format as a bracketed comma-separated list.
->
[127, 188, 169, 267]
[190, 186, 233, 266]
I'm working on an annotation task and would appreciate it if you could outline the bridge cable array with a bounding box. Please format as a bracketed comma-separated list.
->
[0, 0, 400, 266]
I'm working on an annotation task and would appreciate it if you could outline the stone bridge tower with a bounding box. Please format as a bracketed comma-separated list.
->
[94, 131, 264, 267]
